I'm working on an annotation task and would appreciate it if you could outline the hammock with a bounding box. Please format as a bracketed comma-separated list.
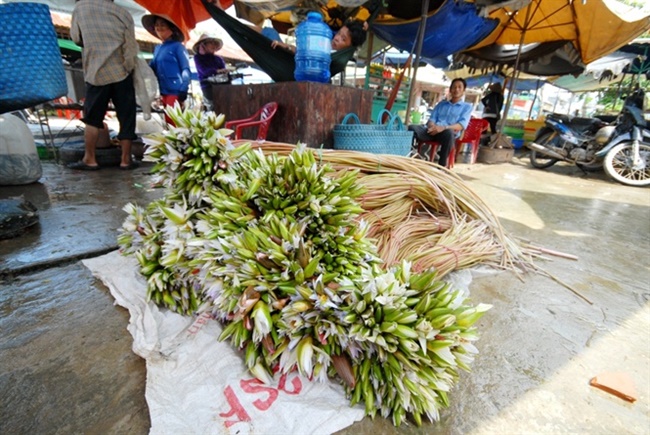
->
[201, 0, 356, 83]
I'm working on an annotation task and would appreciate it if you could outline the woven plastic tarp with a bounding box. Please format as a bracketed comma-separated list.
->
[0, 3, 67, 114]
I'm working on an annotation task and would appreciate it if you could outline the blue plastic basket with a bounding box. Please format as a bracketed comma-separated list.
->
[0, 3, 68, 113]
[333, 110, 393, 154]
[383, 115, 413, 156]
[334, 110, 389, 132]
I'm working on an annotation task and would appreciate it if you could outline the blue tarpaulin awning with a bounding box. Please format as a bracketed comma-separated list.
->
[371, 1, 499, 69]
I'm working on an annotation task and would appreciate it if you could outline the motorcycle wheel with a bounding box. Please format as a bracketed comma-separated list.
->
[530, 130, 560, 169]
[603, 141, 650, 187]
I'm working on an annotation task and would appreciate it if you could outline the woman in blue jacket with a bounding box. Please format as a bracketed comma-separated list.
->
[142, 14, 190, 125]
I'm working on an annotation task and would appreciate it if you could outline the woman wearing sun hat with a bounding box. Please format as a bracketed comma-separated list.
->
[142, 13, 190, 125]
[192, 34, 228, 112]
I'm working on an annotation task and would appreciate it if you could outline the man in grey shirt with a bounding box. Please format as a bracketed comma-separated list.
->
[69, 0, 139, 170]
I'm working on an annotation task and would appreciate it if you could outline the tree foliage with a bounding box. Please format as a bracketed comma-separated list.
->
[597, 75, 649, 112]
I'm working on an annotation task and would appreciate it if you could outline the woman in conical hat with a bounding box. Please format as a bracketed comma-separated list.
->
[192, 34, 228, 112]
[143, 14, 190, 125]
[192, 33, 223, 53]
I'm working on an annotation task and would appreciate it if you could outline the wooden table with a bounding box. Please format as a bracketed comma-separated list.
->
[211, 82, 374, 148]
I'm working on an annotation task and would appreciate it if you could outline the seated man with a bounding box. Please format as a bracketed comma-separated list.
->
[409, 78, 473, 167]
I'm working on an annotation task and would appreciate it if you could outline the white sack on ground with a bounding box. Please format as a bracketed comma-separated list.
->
[83, 250, 365, 435]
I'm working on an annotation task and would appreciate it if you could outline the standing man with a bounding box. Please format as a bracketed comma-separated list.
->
[409, 78, 473, 168]
[69, 0, 139, 170]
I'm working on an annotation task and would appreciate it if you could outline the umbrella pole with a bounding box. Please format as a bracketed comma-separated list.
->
[405, 0, 429, 126]
[492, 5, 533, 148]
[493, 69, 521, 147]
[528, 79, 541, 119]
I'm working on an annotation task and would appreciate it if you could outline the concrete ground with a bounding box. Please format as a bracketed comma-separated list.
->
[1, 152, 649, 434]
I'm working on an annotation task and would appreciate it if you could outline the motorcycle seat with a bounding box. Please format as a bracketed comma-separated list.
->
[569, 117, 601, 127]
[567, 117, 606, 135]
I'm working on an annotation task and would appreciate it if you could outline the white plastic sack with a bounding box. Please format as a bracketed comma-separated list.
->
[83, 251, 365, 435]
[0, 114, 42, 185]
[133, 57, 159, 121]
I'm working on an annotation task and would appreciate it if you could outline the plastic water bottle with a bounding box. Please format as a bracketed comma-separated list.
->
[294, 12, 332, 83]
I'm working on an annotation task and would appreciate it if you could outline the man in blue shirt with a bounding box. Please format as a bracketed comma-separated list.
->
[410, 78, 473, 167]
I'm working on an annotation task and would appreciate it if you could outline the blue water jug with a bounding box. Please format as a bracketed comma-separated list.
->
[294, 12, 332, 83]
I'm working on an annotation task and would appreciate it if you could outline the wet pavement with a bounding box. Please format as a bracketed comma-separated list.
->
[1, 152, 649, 434]
[0, 163, 160, 274]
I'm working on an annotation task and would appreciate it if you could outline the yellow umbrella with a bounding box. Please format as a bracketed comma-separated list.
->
[459, 0, 648, 144]
[469, 0, 650, 65]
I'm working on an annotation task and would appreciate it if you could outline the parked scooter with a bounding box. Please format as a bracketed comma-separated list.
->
[203, 63, 263, 86]
[199, 70, 246, 111]
[596, 88, 650, 187]
[526, 111, 611, 172]
[527, 89, 649, 186]
[203, 71, 245, 85]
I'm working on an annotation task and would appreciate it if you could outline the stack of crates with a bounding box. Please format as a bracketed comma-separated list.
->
[524, 119, 546, 147]
[503, 119, 525, 149]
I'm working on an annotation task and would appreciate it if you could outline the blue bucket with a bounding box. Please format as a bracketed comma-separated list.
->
[512, 138, 524, 149]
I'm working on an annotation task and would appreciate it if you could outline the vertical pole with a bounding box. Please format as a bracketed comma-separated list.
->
[405, 0, 430, 126]
[363, 31, 374, 90]
[528, 79, 541, 119]
[492, 5, 532, 147]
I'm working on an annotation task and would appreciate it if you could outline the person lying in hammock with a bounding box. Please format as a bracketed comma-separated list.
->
[199, 1, 365, 82]
[270, 19, 368, 53]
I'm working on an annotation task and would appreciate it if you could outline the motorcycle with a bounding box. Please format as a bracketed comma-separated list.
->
[527, 88, 649, 186]
[526, 111, 611, 172]
[203, 71, 246, 85]
[203, 63, 268, 86]
[595, 89, 650, 187]
[199, 71, 247, 111]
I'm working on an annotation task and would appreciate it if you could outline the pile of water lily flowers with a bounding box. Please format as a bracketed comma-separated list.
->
[118, 107, 490, 426]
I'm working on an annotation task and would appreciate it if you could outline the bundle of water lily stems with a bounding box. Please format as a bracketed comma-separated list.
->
[241, 140, 537, 278]
[117, 108, 548, 428]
